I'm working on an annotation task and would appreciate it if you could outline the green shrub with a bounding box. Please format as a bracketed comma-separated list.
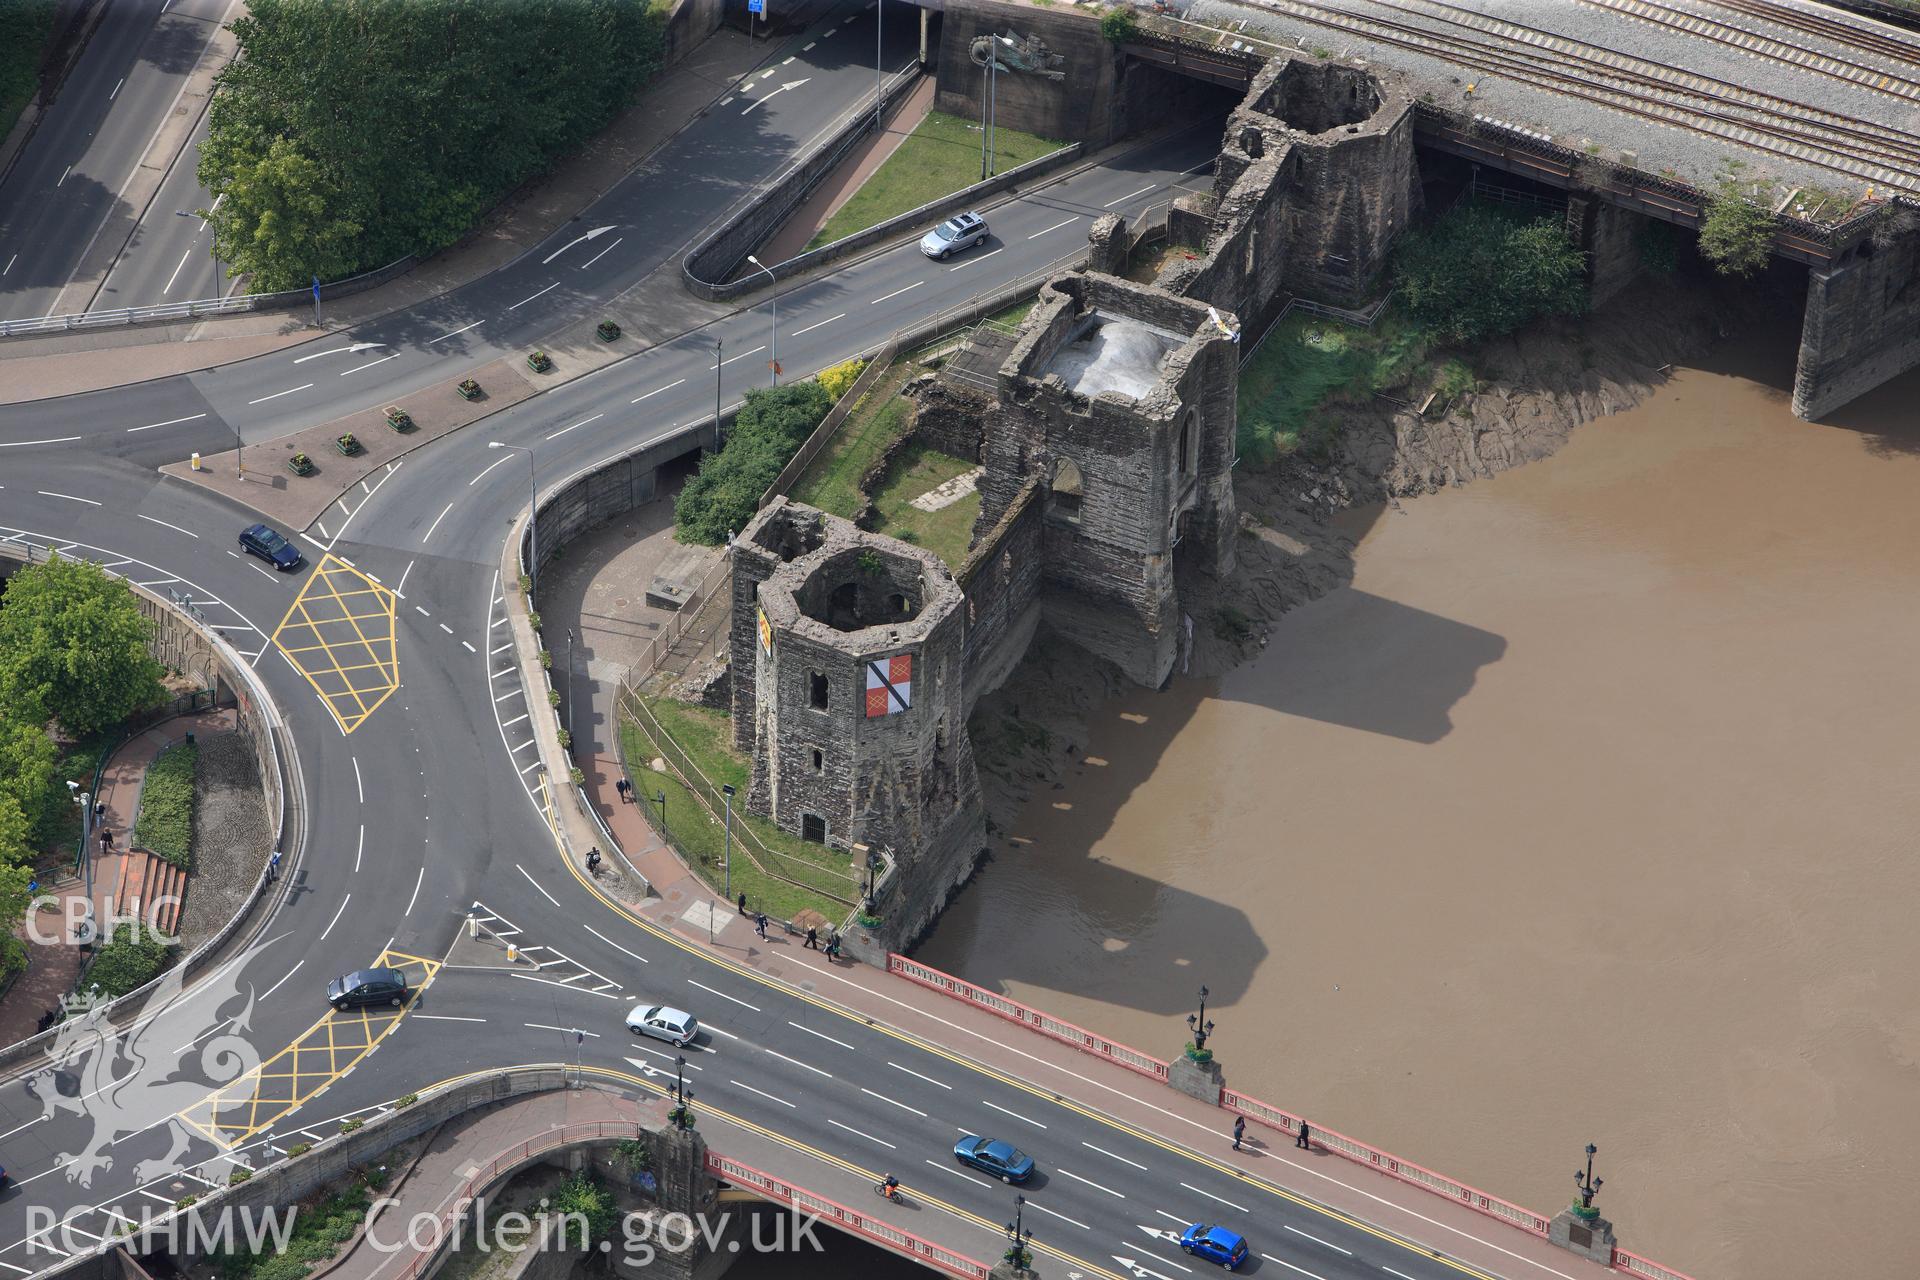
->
[818, 357, 866, 402]
[340, 1117, 364, 1133]
[84, 923, 177, 1001]
[229, 1168, 252, 1186]
[132, 742, 197, 869]
[1394, 206, 1587, 344]
[1699, 188, 1773, 278]
[0, 556, 165, 736]
[548, 1172, 619, 1242]
[1437, 358, 1479, 402]
[675, 382, 835, 544]
[287, 1142, 312, 1158]
[1101, 6, 1139, 42]
[395, 1092, 419, 1108]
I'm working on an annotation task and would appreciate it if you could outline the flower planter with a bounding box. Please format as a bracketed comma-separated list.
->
[288, 453, 315, 477]
[383, 406, 414, 432]
[457, 379, 482, 401]
[334, 433, 361, 457]
[596, 320, 621, 342]
[526, 351, 554, 374]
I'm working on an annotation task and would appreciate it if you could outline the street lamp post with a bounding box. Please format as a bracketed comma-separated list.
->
[565, 628, 576, 736]
[745, 255, 779, 385]
[714, 337, 724, 441]
[722, 784, 736, 904]
[1574, 1143, 1603, 1209]
[488, 442, 539, 603]
[1187, 985, 1216, 1051]
[66, 782, 93, 934]
[1004, 1194, 1034, 1272]
[673, 1055, 695, 1128]
[876, 0, 884, 129]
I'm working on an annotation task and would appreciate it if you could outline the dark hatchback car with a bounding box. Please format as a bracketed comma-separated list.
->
[240, 523, 304, 571]
[953, 1134, 1035, 1183]
[327, 968, 408, 1011]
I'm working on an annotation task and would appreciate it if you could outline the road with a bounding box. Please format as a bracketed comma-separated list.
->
[0, 0, 231, 321]
[0, 6, 1534, 1280]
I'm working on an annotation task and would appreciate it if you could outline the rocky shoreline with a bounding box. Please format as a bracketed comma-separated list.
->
[965, 271, 1742, 837]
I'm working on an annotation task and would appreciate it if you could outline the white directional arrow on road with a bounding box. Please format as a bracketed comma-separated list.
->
[1112, 1256, 1184, 1280]
[293, 342, 385, 363]
[741, 78, 810, 114]
[542, 225, 617, 265]
[1137, 1226, 1184, 1245]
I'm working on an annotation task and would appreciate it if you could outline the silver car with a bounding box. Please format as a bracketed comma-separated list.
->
[920, 211, 989, 260]
[626, 1003, 699, 1046]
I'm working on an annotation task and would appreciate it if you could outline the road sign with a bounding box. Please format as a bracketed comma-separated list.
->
[748, 0, 763, 13]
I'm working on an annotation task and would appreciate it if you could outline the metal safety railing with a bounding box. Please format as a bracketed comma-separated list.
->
[705, 1152, 992, 1279]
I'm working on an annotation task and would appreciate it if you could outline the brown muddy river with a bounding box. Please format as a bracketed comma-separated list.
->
[918, 336, 1920, 1280]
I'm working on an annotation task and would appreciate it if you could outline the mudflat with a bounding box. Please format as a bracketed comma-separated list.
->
[919, 348, 1920, 1280]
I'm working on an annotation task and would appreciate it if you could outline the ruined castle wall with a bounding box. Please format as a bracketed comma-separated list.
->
[1793, 222, 1920, 421]
[909, 378, 991, 464]
[957, 479, 1046, 711]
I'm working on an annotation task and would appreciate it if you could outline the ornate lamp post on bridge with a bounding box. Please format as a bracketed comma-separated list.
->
[1548, 1142, 1618, 1264]
[1002, 1194, 1035, 1275]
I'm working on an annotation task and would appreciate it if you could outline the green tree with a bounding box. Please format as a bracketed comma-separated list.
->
[1394, 206, 1588, 344]
[0, 714, 58, 849]
[547, 1173, 619, 1243]
[674, 382, 835, 545]
[0, 792, 31, 869]
[1101, 5, 1139, 42]
[207, 138, 363, 291]
[0, 556, 165, 737]
[1698, 188, 1773, 278]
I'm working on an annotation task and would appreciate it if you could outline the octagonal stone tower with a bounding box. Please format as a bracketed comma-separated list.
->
[729, 501, 984, 927]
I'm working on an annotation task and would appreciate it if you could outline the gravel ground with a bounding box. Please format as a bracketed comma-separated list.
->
[180, 732, 272, 955]
[1181, 0, 1920, 199]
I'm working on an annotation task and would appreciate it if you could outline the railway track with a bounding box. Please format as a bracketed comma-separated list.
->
[1240, 0, 1920, 191]
[1705, 0, 1920, 68]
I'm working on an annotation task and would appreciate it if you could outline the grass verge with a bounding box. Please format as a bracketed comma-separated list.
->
[790, 362, 916, 516]
[216, 1186, 370, 1280]
[868, 443, 981, 568]
[1236, 306, 1429, 461]
[132, 742, 196, 869]
[0, 1, 55, 144]
[807, 111, 1067, 250]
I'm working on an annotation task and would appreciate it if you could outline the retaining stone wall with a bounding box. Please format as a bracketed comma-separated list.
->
[1793, 224, 1920, 421]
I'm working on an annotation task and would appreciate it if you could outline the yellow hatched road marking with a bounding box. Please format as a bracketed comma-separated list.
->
[268, 554, 400, 734]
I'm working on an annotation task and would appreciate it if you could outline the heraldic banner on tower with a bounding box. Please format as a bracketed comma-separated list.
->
[865, 654, 912, 717]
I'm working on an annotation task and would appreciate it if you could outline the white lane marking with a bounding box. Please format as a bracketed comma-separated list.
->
[491, 642, 513, 656]
[1261, 1258, 1328, 1280]
[0, 436, 82, 447]
[803, 41, 815, 49]
[325, 460, 401, 548]
[319, 895, 351, 941]
[137, 514, 199, 538]
[782, 56, 794, 64]
[413, 1014, 487, 1023]
[580, 237, 623, 270]
[501, 713, 529, 729]
[791, 312, 845, 335]
[162, 249, 193, 294]
[519, 760, 541, 775]
[1028, 218, 1077, 239]
[354, 824, 364, 873]
[887, 1061, 952, 1090]
[983, 1099, 1048, 1129]
[471, 454, 513, 485]
[862, 1087, 927, 1117]
[583, 924, 649, 964]
[627, 1045, 702, 1068]
[787, 1020, 855, 1050]
[494, 688, 521, 703]
[1057, 1168, 1125, 1198]
[1025, 1200, 1090, 1230]
[546, 413, 603, 440]
[134, 576, 180, 588]
[462, 640, 476, 653]
[1, 254, 12, 275]
[110, 77, 123, 100]
[709, 344, 765, 369]
[127, 412, 207, 433]
[1120, 1251, 1190, 1276]
[526, 1023, 603, 1037]
[341, 353, 401, 376]
[828, 1118, 894, 1147]
[1180, 1181, 1245, 1212]
[700, 1024, 739, 1041]
[927, 1157, 990, 1187]
[688, 978, 760, 1011]
[511, 739, 536, 754]
[631, 379, 685, 404]
[949, 248, 1004, 271]
[871, 281, 924, 304]
[58, 164, 70, 186]
[762, 1048, 832, 1079]
[1282, 1225, 1350, 1255]
[428, 320, 484, 343]
[511, 973, 620, 999]
[1084, 1141, 1149, 1171]
[250, 563, 277, 580]
[247, 383, 313, 405]
[352, 756, 364, 802]
[414, 605, 430, 617]
[1380, 1268, 1421, 1280]
[259, 962, 304, 1002]
[422, 502, 455, 544]
[730, 1079, 797, 1108]
[516, 863, 561, 906]
[37, 491, 100, 506]
[404, 866, 425, 914]
[293, 343, 381, 364]
[396, 560, 415, 595]
[1103, 184, 1156, 208]
[508, 281, 559, 309]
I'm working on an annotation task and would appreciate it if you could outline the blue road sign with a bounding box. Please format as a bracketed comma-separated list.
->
[748, 0, 763, 14]
[312, 276, 321, 301]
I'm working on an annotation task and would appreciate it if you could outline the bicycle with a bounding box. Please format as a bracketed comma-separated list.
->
[874, 1181, 904, 1205]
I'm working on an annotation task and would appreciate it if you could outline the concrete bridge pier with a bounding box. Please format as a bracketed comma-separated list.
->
[1793, 219, 1920, 421]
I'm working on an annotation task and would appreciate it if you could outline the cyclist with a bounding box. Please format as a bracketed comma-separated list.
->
[882, 1174, 900, 1199]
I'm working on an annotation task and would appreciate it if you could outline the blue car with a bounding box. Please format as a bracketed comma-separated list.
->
[239, 523, 304, 571]
[953, 1134, 1034, 1183]
[1180, 1224, 1249, 1270]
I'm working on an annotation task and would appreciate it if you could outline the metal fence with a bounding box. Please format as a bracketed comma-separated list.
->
[887, 954, 1172, 1083]
[705, 1152, 992, 1280]
[624, 553, 734, 689]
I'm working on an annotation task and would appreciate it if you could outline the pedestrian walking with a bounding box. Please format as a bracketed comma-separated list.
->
[1232, 1116, 1245, 1151]
[586, 847, 602, 873]
[92, 802, 105, 825]
[755, 912, 768, 940]
[1296, 1122, 1311, 1150]
[825, 932, 840, 959]
[98, 828, 113, 853]
[737, 893, 748, 916]
[805, 926, 819, 950]
[616, 778, 631, 803]
[267, 850, 282, 882]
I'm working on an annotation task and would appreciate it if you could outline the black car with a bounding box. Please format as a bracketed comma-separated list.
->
[327, 968, 408, 1010]
[240, 523, 304, 571]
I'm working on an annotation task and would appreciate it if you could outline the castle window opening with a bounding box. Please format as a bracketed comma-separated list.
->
[809, 671, 829, 710]
[811, 748, 823, 772]
[1051, 458, 1085, 522]
[801, 813, 827, 844]
[890, 592, 908, 615]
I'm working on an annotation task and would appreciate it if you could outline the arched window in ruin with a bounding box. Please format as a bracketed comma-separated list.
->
[1050, 457, 1084, 522]
[1177, 409, 1199, 479]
